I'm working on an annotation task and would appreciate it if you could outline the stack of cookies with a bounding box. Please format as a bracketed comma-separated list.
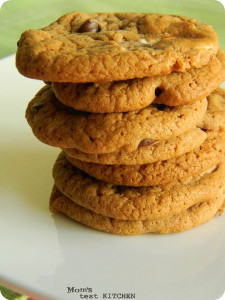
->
[16, 12, 225, 235]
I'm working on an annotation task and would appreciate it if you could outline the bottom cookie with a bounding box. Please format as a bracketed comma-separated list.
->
[50, 186, 224, 235]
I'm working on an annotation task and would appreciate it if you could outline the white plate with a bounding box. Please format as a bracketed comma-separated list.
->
[1, 55, 225, 300]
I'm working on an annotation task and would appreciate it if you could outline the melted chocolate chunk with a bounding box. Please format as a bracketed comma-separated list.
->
[138, 139, 156, 147]
[78, 20, 100, 33]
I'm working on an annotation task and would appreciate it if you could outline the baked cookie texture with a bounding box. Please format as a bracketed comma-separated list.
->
[65, 132, 225, 186]
[16, 11, 225, 235]
[16, 12, 219, 83]
[52, 50, 225, 112]
[199, 87, 225, 131]
[62, 87, 225, 164]
[25, 85, 207, 153]
[53, 153, 225, 221]
[63, 128, 207, 165]
[50, 186, 224, 235]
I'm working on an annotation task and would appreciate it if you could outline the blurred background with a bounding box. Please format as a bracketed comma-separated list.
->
[0, 0, 225, 59]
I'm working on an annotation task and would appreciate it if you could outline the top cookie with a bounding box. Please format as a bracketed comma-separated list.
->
[16, 12, 219, 83]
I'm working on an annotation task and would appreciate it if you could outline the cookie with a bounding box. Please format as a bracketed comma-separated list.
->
[25, 85, 207, 154]
[53, 152, 225, 220]
[199, 87, 225, 132]
[52, 50, 225, 112]
[65, 132, 225, 186]
[16, 12, 219, 83]
[62, 88, 225, 163]
[63, 128, 207, 165]
[50, 186, 224, 235]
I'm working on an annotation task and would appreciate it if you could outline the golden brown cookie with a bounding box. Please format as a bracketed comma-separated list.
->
[199, 87, 225, 132]
[66, 132, 225, 186]
[50, 186, 224, 235]
[25, 85, 207, 154]
[52, 50, 225, 112]
[63, 128, 207, 165]
[63, 87, 225, 163]
[16, 12, 219, 83]
[53, 152, 225, 220]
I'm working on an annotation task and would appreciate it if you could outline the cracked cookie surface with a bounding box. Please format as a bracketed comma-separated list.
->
[25, 85, 207, 154]
[66, 132, 225, 186]
[52, 50, 225, 112]
[62, 88, 225, 164]
[16, 12, 219, 83]
[63, 128, 207, 165]
[199, 87, 225, 132]
[50, 185, 224, 235]
[53, 152, 225, 220]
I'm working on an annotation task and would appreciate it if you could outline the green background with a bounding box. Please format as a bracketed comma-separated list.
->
[0, 0, 225, 59]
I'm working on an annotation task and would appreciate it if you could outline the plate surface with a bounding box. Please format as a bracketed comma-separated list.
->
[1, 55, 225, 300]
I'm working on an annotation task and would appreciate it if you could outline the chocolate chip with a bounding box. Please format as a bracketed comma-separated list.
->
[151, 103, 166, 111]
[31, 99, 46, 114]
[17, 40, 20, 46]
[155, 87, 163, 97]
[78, 20, 100, 33]
[138, 139, 156, 147]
